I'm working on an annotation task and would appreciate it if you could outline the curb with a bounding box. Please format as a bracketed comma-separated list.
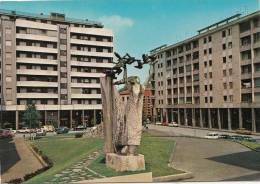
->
[235, 141, 260, 153]
[153, 172, 193, 182]
[25, 140, 48, 167]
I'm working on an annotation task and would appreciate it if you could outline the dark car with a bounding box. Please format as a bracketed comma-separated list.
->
[218, 134, 231, 139]
[230, 135, 244, 141]
[243, 136, 257, 142]
[0, 129, 13, 139]
[56, 127, 69, 134]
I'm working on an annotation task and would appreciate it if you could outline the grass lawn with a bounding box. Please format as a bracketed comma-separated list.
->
[26, 132, 181, 183]
[25, 135, 103, 184]
[240, 140, 260, 151]
[88, 132, 182, 177]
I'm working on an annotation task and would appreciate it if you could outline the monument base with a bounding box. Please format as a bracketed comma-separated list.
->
[106, 153, 145, 172]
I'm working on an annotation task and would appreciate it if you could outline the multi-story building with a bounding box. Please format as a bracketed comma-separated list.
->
[143, 88, 153, 120]
[0, 9, 113, 129]
[149, 11, 260, 133]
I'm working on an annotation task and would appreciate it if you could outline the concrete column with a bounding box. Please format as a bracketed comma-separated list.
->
[208, 109, 212, 129]
[239, 108, 243, 128]
[15, 111, 19, 130]
[200, 109, 203, 128]
[177, 109, 180, 125]
[228, 108, 232, 130]
[44, 110, 47, 125]
[58, 110, 60, 127]
[217, 108, 221, 130]
[252, 108, 256, 132]
[171, 109, 174, 122]
[93, 109, 96, 126]
[192, 108, 196, 127]
[82, 110, 85, 127]
[184, 108, 187, 126]
[70, 110, 72, 129]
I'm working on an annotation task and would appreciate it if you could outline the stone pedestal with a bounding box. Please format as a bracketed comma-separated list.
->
[106, 153, 145, 172]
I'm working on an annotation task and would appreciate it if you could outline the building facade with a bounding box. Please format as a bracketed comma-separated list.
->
[0, 10, 113, 129]
[143, 88, 153, 120]
[149, 11, 260, 133]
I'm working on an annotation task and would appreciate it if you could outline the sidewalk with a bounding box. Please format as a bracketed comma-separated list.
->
[1, 138, 44, 183]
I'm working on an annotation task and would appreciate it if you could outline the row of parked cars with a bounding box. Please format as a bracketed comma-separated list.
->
[205, 132, 257, 142]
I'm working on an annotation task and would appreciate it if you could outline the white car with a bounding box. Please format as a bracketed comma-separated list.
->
[169, 122, 179, 127]
[155, 122, 162, 125]
[17, 127, 31, 134]
[205, 132, 219, 139]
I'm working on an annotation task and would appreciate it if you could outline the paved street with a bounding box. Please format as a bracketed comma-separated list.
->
[148, 127, 260, 181]
[0, 138, 44, 183]
[148, 124, 260, 141]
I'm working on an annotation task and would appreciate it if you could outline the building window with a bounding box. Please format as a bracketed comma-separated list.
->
[224, 96, 227, 102]
[204, 61, 207, 67]
[229, 82, 233, 89]
[209, 84, 213, 91]
[210, 97, 213, 103]
[204, 37, 207, 44]
[223, 83, 227, 89]
[223, 70, 227, 76]
[205, 97, 208, 103]
[209, 60, 212, 66]
[222, 30, 226, 37]
[204, 49, 207, 55]
[208, 36, 212, 42]
[209, 48, 212, 54]
[229, 69, 232, 75]
[205, 85, 208, 91]
[222, 44, 226, 50]
[228, 42, 232, 49]
[228, 28, 232, 35]
[223, 57, 226, 63]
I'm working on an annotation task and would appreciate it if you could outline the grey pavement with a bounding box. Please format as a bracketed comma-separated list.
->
[148, 127, 260, 181]
[0, 137, 44, 183]
[148, 124, 260, 141]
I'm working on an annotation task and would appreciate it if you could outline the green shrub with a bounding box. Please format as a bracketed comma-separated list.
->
[75, 133, 83, 138]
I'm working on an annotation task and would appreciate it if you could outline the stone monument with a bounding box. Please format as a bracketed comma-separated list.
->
[100, 53, 155, 172]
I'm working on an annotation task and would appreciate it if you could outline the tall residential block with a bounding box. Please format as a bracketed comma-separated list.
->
[149, 11, 260, 133]
[0, 10, 113, 129]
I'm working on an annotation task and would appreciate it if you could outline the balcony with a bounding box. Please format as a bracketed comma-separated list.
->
[70, 71, 105, 78]
[240, 44, 251, 52]
[17, 69, 58, 76]
[71, 94, 101, 99]
[17, 58, 58, 65]
[16, 45, 58, 54]
[17, 93, 58, 98]
[71, 60, 114, 68]
[241, 73, 252, 79]
[17, 81, 58, 87]
[70, 27, 113, 37]
[16, 33, 58, 42]
[70, 38, 113, 47]
[16, 19, 57, 31]
[71, 83, 100, 88]
[70, 50, 113, 58]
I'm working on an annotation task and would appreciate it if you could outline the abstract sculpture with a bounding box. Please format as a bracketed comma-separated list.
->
[100, 52, 155, 171]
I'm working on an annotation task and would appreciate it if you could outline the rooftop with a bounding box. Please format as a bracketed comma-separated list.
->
[150, 10, 260, 55]
[0, 9, 103, 28]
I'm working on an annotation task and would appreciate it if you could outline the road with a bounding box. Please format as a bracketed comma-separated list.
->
[148, 124, 260, 141]
[148, 126, 260, 181]
[0, 138, 44, 183]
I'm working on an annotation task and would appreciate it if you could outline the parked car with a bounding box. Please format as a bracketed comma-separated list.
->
[230, 135, 244, 141]
[36, 129, 47, 137]
[235, 128, 252, 135]
[162, 122, 168, 126]
[205, 132, 219, 139]
[56, 127, 69, 134]
[168, 122, 179, 127]
[155, 122, 162, 125]
[242, 136, 257, 142]
[0, 129, 13, 138]
[42, 125, 55, 132]
[5, 128, 16, 134]
[218, 134, 231, 139]
[17, 127, 31, 133]
[74, 125, 86, 131]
